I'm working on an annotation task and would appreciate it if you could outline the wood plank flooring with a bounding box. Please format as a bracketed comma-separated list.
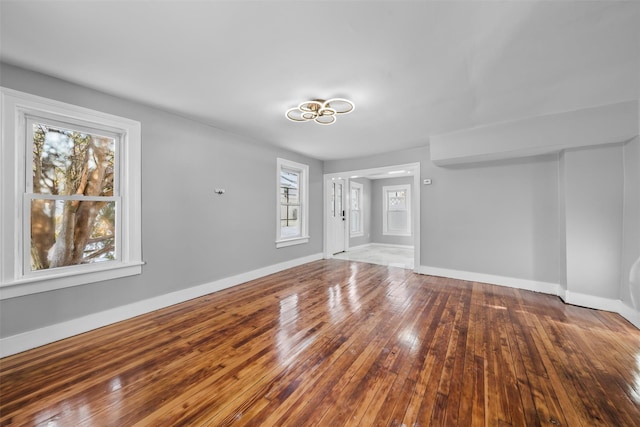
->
[1, 260, 640, 426]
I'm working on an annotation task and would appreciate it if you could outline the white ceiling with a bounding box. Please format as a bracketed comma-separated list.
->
[1, 1, 638, 161]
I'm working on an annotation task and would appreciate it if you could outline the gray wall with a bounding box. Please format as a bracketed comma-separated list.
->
[426, 155, 559, 282]
[2, 64, 638, 341]
[325, 146, 560, 283]
[562, 144, 624, 299]
[621, 137, 640, 310]
[0, 63, 323, 338]
[371, 177, 414, 246]
[327, 134, 640, 319]
[348, 178, 371, 248]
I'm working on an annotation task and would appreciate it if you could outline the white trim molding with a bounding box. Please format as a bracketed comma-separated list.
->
[417, 265, 640, 329]
[330, 243, 414, 257]
[346, 243, 415, 250]
[369, 243, 415, 250]
[561, 291, 640, 329]
[417, 265, 562, 296]
[0, 252, 323, 358]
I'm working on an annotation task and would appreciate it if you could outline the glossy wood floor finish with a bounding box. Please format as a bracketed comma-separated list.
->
[2, 260, 640, 426]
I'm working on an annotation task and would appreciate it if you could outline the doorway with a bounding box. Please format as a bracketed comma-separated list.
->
[323, 163, 421, 272]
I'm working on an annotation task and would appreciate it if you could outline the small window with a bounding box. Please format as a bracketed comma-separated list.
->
[280, 167, 301, 239]
[382, 184, 411, 236]
[276, 158, 309, 248]
[1, 88, 142, 298]
[350, 181, 364, 237]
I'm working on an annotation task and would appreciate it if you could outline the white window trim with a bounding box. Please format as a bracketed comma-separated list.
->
[0, 87, 142, 299]
[276, 158, 309, 248]
[350, 181, 364, 237]
[382, 184, 412, 237]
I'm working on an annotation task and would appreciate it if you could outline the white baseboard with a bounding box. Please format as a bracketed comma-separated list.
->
[4, 256, 638, 358]
[0, 253, 323, 358]
[417, 265, 640, 330]
[369, 243, 415, 249]
[416, 265, 562, 296]
[345, 243, 415, 251]
[562, 290, 640, 329]
[617, 303, 640, 329]
[345, 243, 373, 251]
[561, 290, 618, 311]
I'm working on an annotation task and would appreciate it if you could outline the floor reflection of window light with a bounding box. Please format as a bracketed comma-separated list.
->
[332, 244, 414, 269]
[399, 329, 417, 347]
[632, 353, 640, 404]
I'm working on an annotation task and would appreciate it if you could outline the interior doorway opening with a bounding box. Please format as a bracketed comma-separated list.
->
[323, 163, 420, 271]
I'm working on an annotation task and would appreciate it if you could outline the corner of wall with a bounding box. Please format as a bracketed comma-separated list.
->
[620, 134, 640, 313]
[618, 300, 640, 329]
[564, 291, 640, 329]
[557, 150, 568, 295]
[417, 264, 639, 330]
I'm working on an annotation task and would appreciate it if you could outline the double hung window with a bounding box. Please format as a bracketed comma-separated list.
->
[276, 158, 309, 248]
[382, 184, 411, 236]
[1, 88, 142, 298]
[350, 181, 363, 237]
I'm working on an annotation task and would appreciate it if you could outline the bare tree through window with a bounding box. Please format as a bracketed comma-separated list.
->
[30, 123, 117, 270]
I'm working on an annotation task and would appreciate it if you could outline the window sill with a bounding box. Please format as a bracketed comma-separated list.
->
[276, 236, 310, 248]
[350, 232, 364, 238]
[0, 261, 144, 300]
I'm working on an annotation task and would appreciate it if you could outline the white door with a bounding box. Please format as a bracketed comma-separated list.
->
[328, 179, 346, 254]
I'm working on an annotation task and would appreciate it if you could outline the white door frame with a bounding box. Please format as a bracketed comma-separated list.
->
[322, 162, 421, 272]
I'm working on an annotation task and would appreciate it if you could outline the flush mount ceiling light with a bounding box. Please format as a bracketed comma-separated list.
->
[285, 98, 354, 125]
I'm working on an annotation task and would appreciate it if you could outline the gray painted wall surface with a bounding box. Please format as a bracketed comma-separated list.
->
[2, 64, 638, 341]
[621, 137, 640, 309]
[0, 63, 323, 338]
[326, 147, 560, 283]
[557, 151, 568, 292]
[371, 177, 414, 246]
[327, 139, 639, 308]
[425, 154, 560, 282]
[563, 144, 624, 299]
[348, 178, 371, 248]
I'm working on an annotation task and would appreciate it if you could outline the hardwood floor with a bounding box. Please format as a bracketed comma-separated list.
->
[1, 260, 640, 426]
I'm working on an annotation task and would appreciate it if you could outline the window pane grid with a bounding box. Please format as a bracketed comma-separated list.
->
[336, 183, 343, 216]
[28, 199, 118, 271]
[388, 190, 407, 211]
[276, 158, 308, 246]
[279, 167, 302, 239]
[331, 183, 336, 217]
[29, 120, 117, 196]
[26, 119, 120, 274]
[350, 182, 364, 237]
[383, 185, 411, 236]
[26, 194, 118, 202]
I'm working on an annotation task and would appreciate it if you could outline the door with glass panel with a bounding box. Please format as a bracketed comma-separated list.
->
[328, 178, 346, 254]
